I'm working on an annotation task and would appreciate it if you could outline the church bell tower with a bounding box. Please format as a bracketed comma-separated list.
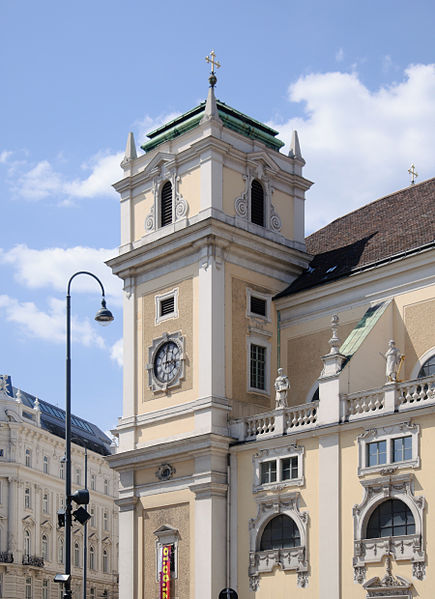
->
[107, 54, 312, 599]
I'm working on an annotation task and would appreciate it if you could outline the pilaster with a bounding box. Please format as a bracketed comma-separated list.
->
[116, 496, 138, 599]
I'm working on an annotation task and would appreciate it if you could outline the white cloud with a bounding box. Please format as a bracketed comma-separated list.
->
[134, 112, 181, 146]
[268, 63, 435, 233]
[110, 338, 123, 367]
[0, 150, 13, 163]
[0, 245, 123, 305]
[0, 294, 105, 348]
[13, 151, 123, 202]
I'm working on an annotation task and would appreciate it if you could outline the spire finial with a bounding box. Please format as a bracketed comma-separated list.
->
[408, 163, 418, 185]
[205, 50, 221, 87]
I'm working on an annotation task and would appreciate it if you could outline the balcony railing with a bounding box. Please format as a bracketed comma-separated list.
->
[0, 552, 13, 563]
[22, 554, 44, 567]
[229, 375, 435, 442]
[230, 401, 318, 441]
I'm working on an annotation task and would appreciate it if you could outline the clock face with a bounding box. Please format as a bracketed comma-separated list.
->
[153, 341, 182, 384]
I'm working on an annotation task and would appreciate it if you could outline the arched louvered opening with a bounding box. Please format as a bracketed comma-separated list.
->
[260, 514, 300, 550]
[251, 179, 265, 227]
[160, 181, 173, 227]
[366, 499, 415, 538]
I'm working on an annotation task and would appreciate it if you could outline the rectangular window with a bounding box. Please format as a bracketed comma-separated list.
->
[0, 449, 4, 457]
[250, 296, 267, 317]
[75, 468, 81, 485]
[104, 479, 109, 495]
[392, 436, 412, 462]
[25, 577, 32, 599]
[260, 461, 277, 484]
[281, 456, 298, 480]
[367, 440, 387, 467]
[59, 463, 65, 480]
[250, 344, 266, 390]
[24, 487, 31, 509]
[43, 456, 49, 474]
[42, 580, 48, 599]
[90, 474, 96, 491]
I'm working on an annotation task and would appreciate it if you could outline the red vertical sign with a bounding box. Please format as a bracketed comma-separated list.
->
[160, 544, 171, 599]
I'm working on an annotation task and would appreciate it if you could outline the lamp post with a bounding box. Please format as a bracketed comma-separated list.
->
[64, 271, 114, 599]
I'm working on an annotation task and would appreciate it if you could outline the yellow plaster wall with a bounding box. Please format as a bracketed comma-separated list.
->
[226, 263, 283, 415]
[136, 415, 195, 444]
[285, 320, 357, 405]
[141, 493, 192, 599]
[236, 436, 319, 598]
[178, 168, 201, 217]
[402, 297, 435, 378]
[133, 190, 153, 242]
[222, 166, 244, 216]
[271, 189, 294, 241]
[136, 271, 198, 415]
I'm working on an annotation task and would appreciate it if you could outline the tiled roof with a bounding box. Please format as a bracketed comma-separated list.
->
[277, 177, 435, 297]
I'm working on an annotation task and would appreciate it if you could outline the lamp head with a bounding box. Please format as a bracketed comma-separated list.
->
[95, 298, 114, 327]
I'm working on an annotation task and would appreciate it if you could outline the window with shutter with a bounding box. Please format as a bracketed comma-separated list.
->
[160, 181, 173, 227]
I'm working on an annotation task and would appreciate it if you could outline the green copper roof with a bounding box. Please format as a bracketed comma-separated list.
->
[141, 100, 285, 153]
[339, 301, 391, 365]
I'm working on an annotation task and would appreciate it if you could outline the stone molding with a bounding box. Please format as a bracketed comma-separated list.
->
[252, 444, 305, 493]
[248, 491, 309, 590]
[357, 422, 420, 476]
[353, 473, 425, 583]
[146, 331, 185, 393]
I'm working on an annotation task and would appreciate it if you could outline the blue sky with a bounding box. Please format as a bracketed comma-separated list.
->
[1, 0, 435, 432]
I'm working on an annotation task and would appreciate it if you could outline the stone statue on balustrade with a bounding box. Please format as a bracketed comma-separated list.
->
[382, 340, 403, 382]
[274, 368, 290, 409]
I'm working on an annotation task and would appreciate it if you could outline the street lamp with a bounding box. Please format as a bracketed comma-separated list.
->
[64, 271, 114, 599]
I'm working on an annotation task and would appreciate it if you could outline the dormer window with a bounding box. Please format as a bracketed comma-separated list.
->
[251, 180, 264, 227]
[160, 181, 173, 227]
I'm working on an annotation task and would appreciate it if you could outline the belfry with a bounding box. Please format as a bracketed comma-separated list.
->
[108, 56, 435, 599]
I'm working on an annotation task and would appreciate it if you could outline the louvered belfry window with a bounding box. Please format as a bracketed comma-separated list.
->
[160, 181, 173, 227]
[251, 179, 265, 227]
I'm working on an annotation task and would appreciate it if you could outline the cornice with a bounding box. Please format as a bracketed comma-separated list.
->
[107, 214, 310, 283]
[107, 432, 230, 471]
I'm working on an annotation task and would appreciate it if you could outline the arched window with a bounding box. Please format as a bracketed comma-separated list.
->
[260, 514, 301, 550]
[25, 449, 32, 468]
[41, 534, 48, 560]
[160, 181, 173, 227]
[251, 180, 264, 227]
[74, 541, 80, 567]
[24, 530, 31, 556]
[102, 548, 108, 573]
[418, 354, 435, 378]
[89, 545, 95, 570]
[42, 492, 49, 514]
[366, 499, 415, 539]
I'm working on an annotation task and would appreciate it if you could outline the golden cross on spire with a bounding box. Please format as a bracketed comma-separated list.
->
[205, 50, 221, 74]
[408, 163, 418, 185]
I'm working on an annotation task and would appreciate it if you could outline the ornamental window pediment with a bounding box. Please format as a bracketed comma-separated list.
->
[144, 159, 188, 233]
[357, 422, 419, 476]
[353, 473, 425, 584]
[248, 491, 309, 591]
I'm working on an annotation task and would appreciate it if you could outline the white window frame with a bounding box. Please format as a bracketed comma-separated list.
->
[248, 491, 309, 591]
[24, 487, 31, 509]
[154, 525, 179, 582]
[90, 474, 96, 491]
[41, 534, 49, 561]
[247, 335, 271, 395]
[25, 577, 32, 599]
[410, 346, 435, 379]
[25, 448, 32, 468]
[253, 444, 304, 493]
[42, 492, 49, 514]
[352, 473, 426, 584]
[155, 288, 179, 325]
[246, 288, 272, 322]
[89, 545, 95, 570]
[43, 456, 49, 474]
[357, 422, 419, 476]
[42, 580, 49, 599]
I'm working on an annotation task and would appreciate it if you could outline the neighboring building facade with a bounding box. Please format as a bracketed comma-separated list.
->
[107, 73, 435, 599]
[0, 375, 119, 599]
